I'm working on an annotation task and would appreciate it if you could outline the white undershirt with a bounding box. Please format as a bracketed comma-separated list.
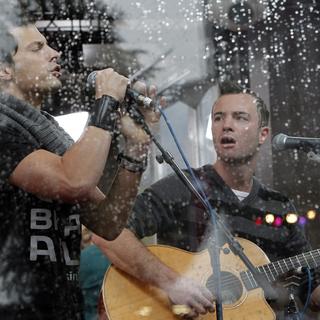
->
[232, 189, 249, 202]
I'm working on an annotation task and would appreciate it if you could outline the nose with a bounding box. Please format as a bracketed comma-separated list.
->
[222, 115, 234, 132]
[48, 46, 61, 63]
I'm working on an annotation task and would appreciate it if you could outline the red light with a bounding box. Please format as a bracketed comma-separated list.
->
[255, 216, 263, 225]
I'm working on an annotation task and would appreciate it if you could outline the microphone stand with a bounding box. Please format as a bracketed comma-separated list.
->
[285, 291, 301, 320]
[148, 126, 224, 320]
[129, 108, 278, 320]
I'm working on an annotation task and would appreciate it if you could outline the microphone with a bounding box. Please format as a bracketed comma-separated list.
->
[272, 133, 320, 152]
[87, 71, 154, 109]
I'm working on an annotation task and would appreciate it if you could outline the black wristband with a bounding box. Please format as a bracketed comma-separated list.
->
[87, 95, 120, 133]
[118, 153, 148, 173]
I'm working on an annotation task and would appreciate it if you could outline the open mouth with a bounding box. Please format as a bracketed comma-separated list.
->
[220, 136, 236, 146]
[51, 65, 62, 78]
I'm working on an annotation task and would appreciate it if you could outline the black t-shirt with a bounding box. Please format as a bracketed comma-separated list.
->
[0, 94, 83, 319]
[127, 165, 310, 261]
[127, 165, 317, 317]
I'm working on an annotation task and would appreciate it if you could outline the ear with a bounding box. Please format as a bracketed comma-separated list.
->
[0, 64, 14, 82]
[259, 126, 269, 145]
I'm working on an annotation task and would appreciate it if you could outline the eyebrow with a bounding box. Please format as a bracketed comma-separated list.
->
[213, 111, 250, 117]
[233, 111, 250, 117]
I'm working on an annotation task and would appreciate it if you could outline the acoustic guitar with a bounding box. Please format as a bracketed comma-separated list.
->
[101, 237, 319, 319]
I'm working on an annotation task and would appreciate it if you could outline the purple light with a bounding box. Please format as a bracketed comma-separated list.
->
[298, 216, 307, 226]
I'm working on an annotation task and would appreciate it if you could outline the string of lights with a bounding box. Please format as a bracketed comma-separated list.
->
[255, 209, 317, 227]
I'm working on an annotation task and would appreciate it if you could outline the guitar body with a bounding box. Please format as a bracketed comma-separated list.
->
[102, 238, 275, 320]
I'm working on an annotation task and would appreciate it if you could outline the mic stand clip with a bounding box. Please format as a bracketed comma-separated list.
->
[307, 151, 320, 163]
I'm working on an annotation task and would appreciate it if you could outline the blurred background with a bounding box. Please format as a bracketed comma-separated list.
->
[2, 0, 319, 248]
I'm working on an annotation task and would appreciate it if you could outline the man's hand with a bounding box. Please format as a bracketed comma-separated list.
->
[164, 276, 215, 319]
[95, 68, 128, 101]
[120, 82, 161, 141]
[120, 81, 163, 160]
[310, 284, 320, 311]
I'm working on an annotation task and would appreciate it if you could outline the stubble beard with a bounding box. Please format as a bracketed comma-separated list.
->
[217, 145, 260, 167]
[33, 76, 62, 95]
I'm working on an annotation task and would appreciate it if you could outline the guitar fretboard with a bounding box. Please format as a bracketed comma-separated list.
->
[240, 249, 320, 290]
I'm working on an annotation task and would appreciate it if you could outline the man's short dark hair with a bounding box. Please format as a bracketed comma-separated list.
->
[219, 81, 270, 127]
[0, 6, 35, 65]
[0, 26, 18, 65]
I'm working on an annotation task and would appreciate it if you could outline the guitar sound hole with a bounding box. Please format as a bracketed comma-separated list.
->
[206, 271, 243, 305]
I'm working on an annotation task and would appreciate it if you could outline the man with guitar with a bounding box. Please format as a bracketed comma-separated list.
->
[94, 82, 320, 319]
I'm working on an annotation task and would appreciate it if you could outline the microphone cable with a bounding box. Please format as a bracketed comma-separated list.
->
[155, 104, 228, 282]
[300, 267, 312, 318]
[157, 106, 213, 212]
[156, 104, 225, 316]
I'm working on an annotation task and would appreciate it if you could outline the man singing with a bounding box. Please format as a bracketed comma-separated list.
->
[0, 19, 158, 319]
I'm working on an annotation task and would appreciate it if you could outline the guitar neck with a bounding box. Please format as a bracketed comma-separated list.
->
[241, 248, 320, 290]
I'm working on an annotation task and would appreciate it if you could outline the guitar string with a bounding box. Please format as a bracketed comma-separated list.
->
[205, 263, 317, 292]
[206, 278, 244, 292]
[205, 258, 317, 290]
[154, 252, 320, 297]
[206, 275, 254, 291]
[203, 251, 320, 291]
[205, 267, 313, 293]
[205, 273, 273, 290]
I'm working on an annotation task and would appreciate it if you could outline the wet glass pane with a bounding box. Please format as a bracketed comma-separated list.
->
[0, 1, 319, 319]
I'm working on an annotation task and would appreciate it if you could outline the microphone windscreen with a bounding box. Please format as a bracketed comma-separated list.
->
[87, 71, 97, 90]
[272, 133, 288, 151]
